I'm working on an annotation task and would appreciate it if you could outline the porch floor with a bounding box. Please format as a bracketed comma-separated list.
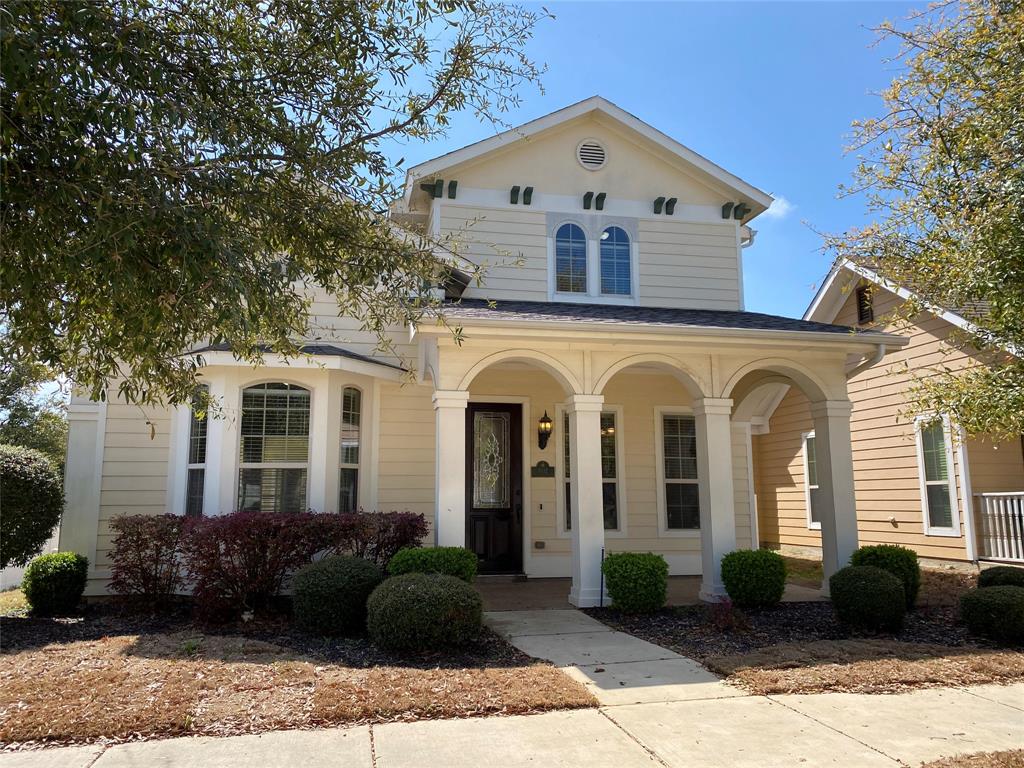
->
[475, 576, 824, 612]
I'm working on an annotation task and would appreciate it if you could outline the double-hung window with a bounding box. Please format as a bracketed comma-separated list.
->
[916, 416, 960, 535]
[339, 386, 361, 513]
[600, 226, 631, 296]
[803, 432, 820, 529]
[555, 223, 587, 293]
[561, 409, 621, 532]
[185, 386, 209, 518]
[237, 383, 310, 513]
[659, 413, 700, 531]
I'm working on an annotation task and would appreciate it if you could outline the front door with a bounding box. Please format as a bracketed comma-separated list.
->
[466, 403, 523, 574]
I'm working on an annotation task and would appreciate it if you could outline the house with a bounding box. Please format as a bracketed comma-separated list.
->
[754, 259, 1024, 567]
[58, 96, 907, 605]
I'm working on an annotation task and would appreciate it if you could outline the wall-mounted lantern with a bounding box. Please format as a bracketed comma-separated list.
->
[538, 411, 553, 449]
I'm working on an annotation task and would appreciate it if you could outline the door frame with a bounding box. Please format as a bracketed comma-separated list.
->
[467, 394, 532, 576]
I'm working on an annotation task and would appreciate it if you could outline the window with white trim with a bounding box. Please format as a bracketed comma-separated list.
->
[561, 409, 621, 532]
[185, 386, 209, 518]
[600, 226, 631, 296]
[339, 386, 361, 513]
[803, 432, 820, 529]
[916, 416, 960, 535]
[661, 413, 700, 530]
[555, 223, 587, 293]
[237, 383, 310, 513]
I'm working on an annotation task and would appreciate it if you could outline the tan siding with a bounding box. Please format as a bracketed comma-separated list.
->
[756, 285, 997, 562]
[376, 382, 436, 537]
[637, 220, 740, 310]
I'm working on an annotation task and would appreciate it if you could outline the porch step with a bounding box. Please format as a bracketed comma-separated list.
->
[476, 574, 528, 583]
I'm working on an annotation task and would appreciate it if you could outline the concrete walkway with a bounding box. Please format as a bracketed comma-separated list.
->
[485, 609, 742, 705]
[3, 610, 1022, 768]
[6, 684, 1021, 768]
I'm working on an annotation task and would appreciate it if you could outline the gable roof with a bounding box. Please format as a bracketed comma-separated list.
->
[806, 258, 984, 336]
[401, 96, 773, 220]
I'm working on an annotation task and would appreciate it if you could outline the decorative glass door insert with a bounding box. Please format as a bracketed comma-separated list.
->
[473, 411, 510, 508]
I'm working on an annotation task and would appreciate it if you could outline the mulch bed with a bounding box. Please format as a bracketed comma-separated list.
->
[921, 750, 1024, 768]
[0, 605, 594, 751]
[585, 569, 1024, 695]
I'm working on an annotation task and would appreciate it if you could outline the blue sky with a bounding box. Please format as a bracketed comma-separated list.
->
[393, 1, 920, 319]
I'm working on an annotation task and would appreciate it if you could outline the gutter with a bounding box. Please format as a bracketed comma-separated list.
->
[419, 314, 907, 350]
[846, 342, 887, 380]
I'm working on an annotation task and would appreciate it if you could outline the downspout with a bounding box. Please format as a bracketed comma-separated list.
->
[740, 227, 757, 249]
[846, 343, 886, 380]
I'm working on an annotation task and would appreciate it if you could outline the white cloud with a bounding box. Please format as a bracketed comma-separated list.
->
[762, 196, 795, 220]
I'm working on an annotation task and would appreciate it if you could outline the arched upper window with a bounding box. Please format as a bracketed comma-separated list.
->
[600, 226, 631, 296]
[237, 382, 310, 513]
[339, 386, 362, 513]
[555, 223, 587, 294]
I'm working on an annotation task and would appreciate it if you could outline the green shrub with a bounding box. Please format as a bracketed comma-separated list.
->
[0, 445, 64, 568]
[829, 565, 906, 632]
[601, 552, 668, 613]
[960, 586, 1024, 645]
[22, 552, 89, 616]
[387, 546, 477, 583]
[851, 544, 920, 609]
[720, 549, 787, 609]
[293, 555, 383, 636]
[978, 566, 1024, 589]
[367, 573, 482, 651]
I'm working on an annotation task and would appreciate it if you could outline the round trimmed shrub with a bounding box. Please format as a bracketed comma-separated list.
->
[387, 546, 477, 583]
[601, 552, 668, 613]
[978, 566, 1024, 589]
[851, 544, 920, 609]
[0, 445, 64, 568]
[22, 552, 89, 616]
[829, 565, 905, 632]
[960, 586, 1024, 645]
[720, 549, 787, 609]
[367, 573, 482, 651]
[293, 555, 383, 635]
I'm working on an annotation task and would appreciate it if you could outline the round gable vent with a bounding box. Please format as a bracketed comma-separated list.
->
[576, 139, 607, 170]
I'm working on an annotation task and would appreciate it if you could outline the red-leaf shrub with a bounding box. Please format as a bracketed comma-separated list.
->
[182, 512, 335, 620]
[108, 514, 188, 606]
[328, 511, 428, 566]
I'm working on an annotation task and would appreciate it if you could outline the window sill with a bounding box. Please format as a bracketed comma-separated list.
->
[923, 527, 962, 538]
[658, 528, 701, 538]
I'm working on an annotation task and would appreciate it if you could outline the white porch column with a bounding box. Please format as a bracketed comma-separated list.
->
[307, 373, 333, 513]
[433, 389, 469, 547]
[811, 399, 859, 590]
[567, 393, 605, 607]
[694, 397, 737, 602]
[204, 370, 240, 516]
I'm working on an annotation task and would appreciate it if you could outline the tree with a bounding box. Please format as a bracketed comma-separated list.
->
[0, 444, 64, 568]
[831, 0, 1023, 439]
[0, 332, 67, 466]
[1, 0, 547, 407]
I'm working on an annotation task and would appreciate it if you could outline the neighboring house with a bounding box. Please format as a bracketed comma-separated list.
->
[755, 259, 1024, 567]
[59, 97, 906, 605]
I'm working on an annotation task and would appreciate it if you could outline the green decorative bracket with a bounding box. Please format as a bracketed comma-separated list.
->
[447, 180, 457, 199]
[583, 191, 594, 210]
[510, 185, 520, 204]
[653, 196, 666, 214]
[733, 203, 750, 220]
[523, 186, 533, 205]
[665, 197, 677, 215]
[721, 202, 735, 219]
[595, 192, 607, 211]
[419, 181, 436, 196]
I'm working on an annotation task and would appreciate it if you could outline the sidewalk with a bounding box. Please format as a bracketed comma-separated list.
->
[2, 610, 1021, 768]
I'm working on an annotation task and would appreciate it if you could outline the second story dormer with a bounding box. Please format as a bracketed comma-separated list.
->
[394, 96, 773, 311]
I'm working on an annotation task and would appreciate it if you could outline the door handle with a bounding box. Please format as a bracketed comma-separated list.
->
[515, 504, 522, 523]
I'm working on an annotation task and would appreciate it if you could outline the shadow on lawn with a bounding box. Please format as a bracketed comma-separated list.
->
[0, 605, 536, 671]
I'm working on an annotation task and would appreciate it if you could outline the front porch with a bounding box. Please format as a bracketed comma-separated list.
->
[419, 301, 899, 608]
[475, 576, 824, 611]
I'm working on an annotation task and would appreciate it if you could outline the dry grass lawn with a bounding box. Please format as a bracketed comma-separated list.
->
[706, 638, 1024, 695]
[921, 750, 1024, 768]
[0, 590, 27, 616]
[0, 628, 594, 748]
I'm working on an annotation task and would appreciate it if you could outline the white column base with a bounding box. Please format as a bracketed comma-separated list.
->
[568, 585, 610, 608]
[699, 585, 730, 603]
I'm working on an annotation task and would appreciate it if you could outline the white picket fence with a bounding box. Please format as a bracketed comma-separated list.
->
[975, 492, 1024, 563]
